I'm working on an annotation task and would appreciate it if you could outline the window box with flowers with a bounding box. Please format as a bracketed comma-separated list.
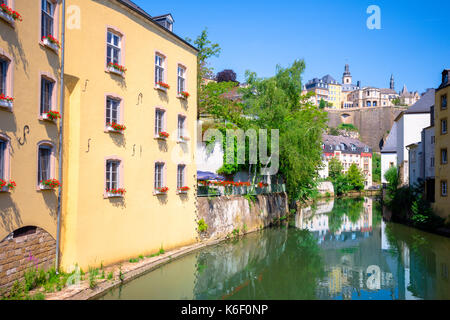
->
[39, 179, 60, 190]
[42, 110, 61, 122]
[157, 131, 169, 141]
[42, 35, 60, 53]
[106, 188, 126, 198]
[0, 94, 13, 110]
[106, 122, 126, 134]
[155, 186, 169, 195]
[177, 91, 190, 100]
[0, 4, 22, 26]
[107, 62, 127, 77]
[0, 179, 16, 193]
[177, 186, 190, 194]
[155, 82, 170, 92]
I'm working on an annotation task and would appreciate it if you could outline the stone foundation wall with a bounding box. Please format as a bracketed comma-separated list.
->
[0, 227, 56, 291]
[197, 193, 289, 241]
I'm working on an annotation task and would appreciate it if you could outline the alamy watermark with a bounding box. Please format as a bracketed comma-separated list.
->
[367, 5, 381, 30]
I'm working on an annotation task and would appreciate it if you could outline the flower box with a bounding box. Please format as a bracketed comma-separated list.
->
[106, 122, 126, 134]
[42, 35, 60, 53]
[0, 179, 16, 192]
[107, 63, 126, 76]
[0, 95, 13, 110]
[177, 91, 190, 100]
[155, 187, 169, 195]
[157, 132, 169, 140]
[106, 188, 126, 198]
[155, 82, 170, 92]
[39, 179, 60, 190]
[42, 111, 60, 122]
[0, 4, 22, 25]
[177, 186, 190, 194]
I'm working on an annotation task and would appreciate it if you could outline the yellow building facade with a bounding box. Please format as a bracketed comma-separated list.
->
[0, 0, 200, 277]
[434, 69, 450, 221]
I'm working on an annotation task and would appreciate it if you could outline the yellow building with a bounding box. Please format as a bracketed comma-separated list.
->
[0, 0, 62, 287]
[0, 0, 199, 284]
[328, 83, 342, 109]
[434, 69, 450, 221]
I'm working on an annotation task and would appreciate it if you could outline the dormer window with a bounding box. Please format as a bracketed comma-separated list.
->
[153, 14, 174, 32]
[443, 71, 449, 85]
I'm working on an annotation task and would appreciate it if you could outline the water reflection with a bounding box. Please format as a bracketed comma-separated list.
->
[101, 197, 450, 300]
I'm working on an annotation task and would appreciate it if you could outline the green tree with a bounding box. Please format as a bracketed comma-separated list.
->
[384, 166, 399, 195]
[372, 153, 381, 183]
[347, 164, 365, 191]
[328, 157, 343, 179]
[241, 60, 328, 202]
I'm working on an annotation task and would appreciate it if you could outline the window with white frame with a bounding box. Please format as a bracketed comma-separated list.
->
[106, 160, 120, 191]
[106, 97, 120, 125]
[41, 0, 54, 39]
[442, 181, 448, 197]
[177, 115, 186, 139]
[177, 66, 186, 93]
[155, 54, 165, 84]
[106, 31, 121, 66]
[40, 77, 54, 115]
[38, 145, 52, 183]
[442, 94, 447, 110]
[442, 119, 448, 134]
[442, 149, 448, 164]
[177, 164, 185, 189]
[155, 109, 165, 135]
[0, 58, 8, 96]
[154, 162, 164, 189]
[0, 139, 6, 180]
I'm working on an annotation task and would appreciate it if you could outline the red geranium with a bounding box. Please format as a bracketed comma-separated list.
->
[1, 4, 22, 21]
[107, 122, 126, 132]
[106, 188, 126, 195]
[0, 94, 14, 102]
[159, 131, 169, 138]
[180, 91, 190, 98]
[157, 82, 170, 89]
[40, 179, 60, 189]
[156, 186, 169, 193]
[108, 62, 127, 73]
[42, 35, 60, 48]
[44, 110, 61, 120]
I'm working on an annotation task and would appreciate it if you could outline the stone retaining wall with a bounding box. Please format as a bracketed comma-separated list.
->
[197, 193, 289, 241]
[0, 227, 56, 291]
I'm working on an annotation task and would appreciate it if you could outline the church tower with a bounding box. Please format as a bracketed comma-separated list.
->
[390, 74, 395, 90]
[342, 64, 352, 84]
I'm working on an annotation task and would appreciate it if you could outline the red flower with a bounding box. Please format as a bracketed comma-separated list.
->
[179, 186, 190, 192]
[156, 186, 169, 193]
[42, 35, 60, 48]
[106, 188, 126, 195]
[44, 110, 61, 120]
[180, 91, 190, 98]
[0, 94, 14, 102]
[1, 4, 22, 21]
[159, 131, 169, 138]
[108, 62, 127, 73]
[157, 82, 170, 89]
[41, 179, 60, 189]
[107, 122, 126, 132]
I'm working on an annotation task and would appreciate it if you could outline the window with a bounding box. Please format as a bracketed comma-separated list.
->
[41, 0, 54, 39]
[106, 160, 120, 191]
[106, 97, 120, 125]
[38, 145, 52, 183]
[442, 119, 448, 135]
[367, 101, 371, 107]
[155, 54, 165, 84]
[373, 101, 377, 107]
[154, 162, 164, 189]
[0, 58, 7, 96]
[155, 109, 165, 135]
[177, 115, 186, 139]
[442, 181, 448, 197]
[442, 149, 448, 164]
[106, 31, 121, 65]
[177, 165, 185, 189]
[432, 136, 435, 144]
[431, 157, 435, 168]
[177, 66, 186, 93]
[442, 95, 448, 110]
[0, 139, 6, 180]
[40, 77, 54, 115]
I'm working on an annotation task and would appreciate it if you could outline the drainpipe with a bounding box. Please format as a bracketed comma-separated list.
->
[55, 0, 66, 272]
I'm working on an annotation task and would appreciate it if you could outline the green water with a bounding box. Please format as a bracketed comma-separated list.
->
[100, 197, 450, 300]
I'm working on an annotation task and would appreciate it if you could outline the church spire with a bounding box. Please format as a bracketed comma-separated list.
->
[390, 74, 394, 90]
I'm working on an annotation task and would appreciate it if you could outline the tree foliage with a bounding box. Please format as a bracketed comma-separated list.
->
[328, 158, 343, 180]
[216, 69, 238, 83]
[346, 164, 365, 191]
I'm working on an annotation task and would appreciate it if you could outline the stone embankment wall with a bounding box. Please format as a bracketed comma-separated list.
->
[0, 227, 55, 291]
[197, 193, 289, 241]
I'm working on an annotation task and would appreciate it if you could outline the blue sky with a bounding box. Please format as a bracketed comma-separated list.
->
[135, 0, 449, 93]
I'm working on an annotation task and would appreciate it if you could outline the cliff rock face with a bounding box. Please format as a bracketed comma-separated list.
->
[197, 193, 289, 241]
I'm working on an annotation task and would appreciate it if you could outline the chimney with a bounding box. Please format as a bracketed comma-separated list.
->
[357, 81, 361, 88]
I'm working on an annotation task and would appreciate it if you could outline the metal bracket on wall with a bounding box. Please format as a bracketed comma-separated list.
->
[137, 93, 143, 105]
[132, 144, 136, 156]
[17, 125, 30, 146]
[86, 138, 91, 153]
[82, 79, 89, 92]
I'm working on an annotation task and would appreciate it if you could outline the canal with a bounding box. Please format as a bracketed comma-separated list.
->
[100, 197, 450, 300]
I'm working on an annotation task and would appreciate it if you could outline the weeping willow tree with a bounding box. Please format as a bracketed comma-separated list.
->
[240, 60, 328, 203]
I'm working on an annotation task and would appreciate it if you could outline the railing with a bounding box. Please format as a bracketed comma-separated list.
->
[197, 183, 286, 197]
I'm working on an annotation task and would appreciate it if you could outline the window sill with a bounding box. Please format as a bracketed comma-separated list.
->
[0, 11, 15, 27]
[177, 94, 188, 100]
[40, 114, 57, 123]
[154, 85, 168, 93]
[0, 186, 12, 193]
[154, 136, 168, 141]
[154, 190, 168, 196]
[177, 138, 189, 144]
[39, 184, 56, 191]
[177, 190, 188, 195]
[106, 66, 125, 78]
[105, 126, 124, 134]
[40, 38, 60, 54]
[0, 100, 13, 111]
[105, 193, 124, 199]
